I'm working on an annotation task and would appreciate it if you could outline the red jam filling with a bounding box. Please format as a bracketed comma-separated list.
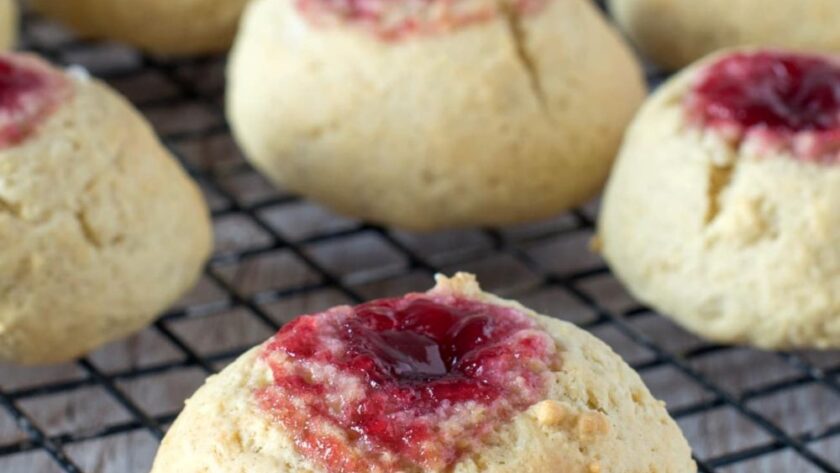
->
[296, 0, 546, 41]
[0, 54, 71, 148]
[687, 51, 840, 163]
[257, 294, 556, 472]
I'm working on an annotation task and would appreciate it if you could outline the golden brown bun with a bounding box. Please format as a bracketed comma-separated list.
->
[30, 0, 249, 56]
[609, 0, 840, 70]
[0, 58, 212, 364]
[150, 273, 695, 473]
[0, 0, 16, 50]
[227, 0, 646, 230]
[598, 49, 840, 349]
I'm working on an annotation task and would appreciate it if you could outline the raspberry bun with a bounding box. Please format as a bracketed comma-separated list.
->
[0, 0, 16, 51]
[226, 0, 645, 230]
[609, 0, 840, 70]
[0, 53, 212, 364]
[598, 49, 840, 349]
[151, 273, 695, 473]
[29, 0, 249, 56]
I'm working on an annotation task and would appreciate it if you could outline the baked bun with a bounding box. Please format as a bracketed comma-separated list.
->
[0, 0, 16, 51]
[29, 0, 249, 56]
[0, 53, 212, 364]
[227, 0, 645, 230]
[599, 49, 840, 349]
[150, 273, 695, 473]
[608, 0, 840, 70]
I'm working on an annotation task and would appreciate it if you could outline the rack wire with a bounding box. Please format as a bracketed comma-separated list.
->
[1, 8, 839, 473]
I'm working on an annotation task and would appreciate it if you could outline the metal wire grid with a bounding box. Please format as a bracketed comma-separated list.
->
[0, 9, 838, 473]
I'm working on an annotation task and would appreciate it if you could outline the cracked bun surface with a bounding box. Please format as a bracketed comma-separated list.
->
[0, 53, 212, 364]
[608, 0, 840, 70]
[227, 0, 645, 230]
[598, 49, 840, 349]
[0, 0, 16, 51]
[29, 0, 249, 56]
[150, 273, 695, 473]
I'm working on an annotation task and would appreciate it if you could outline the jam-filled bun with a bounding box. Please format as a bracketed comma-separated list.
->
[609, 0, 840, 70]
[29, 0, 249, 56]
[227, 0, 645, 230]
[151, 273, 695, 473]
[0, 0, 16, 50]
[0, 53, 212, 364]
[599, 49, 840, 349]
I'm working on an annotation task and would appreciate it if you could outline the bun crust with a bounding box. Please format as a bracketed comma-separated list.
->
[0, 0, 16, 51]
[30, 0, 249, 55]
[0, 62, 212, 364]
[227, 0, 645, 230]
[150, 273, 695, 473]
[609, 0, 840, 69]
[598, 50, 840, 349]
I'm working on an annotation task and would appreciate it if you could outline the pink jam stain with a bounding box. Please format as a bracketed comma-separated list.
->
[686, 51, 840, 164]
[0, 54, 72, 148]
[296, 0, 547, 41]
[257, 294, 556, 472]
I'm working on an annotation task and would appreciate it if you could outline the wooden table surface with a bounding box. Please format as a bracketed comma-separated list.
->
[1, 13, 838, 473]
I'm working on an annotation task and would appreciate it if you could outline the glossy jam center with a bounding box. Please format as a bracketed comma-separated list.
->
[0, 54, 71, 148]
[688, 52, 840, 162]
[258, 295, 555, 472]
[297, 0, 545, 41]
[693, 52, 840, 131]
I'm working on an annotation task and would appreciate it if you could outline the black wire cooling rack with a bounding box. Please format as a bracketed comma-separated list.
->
[1, 8, 838, 473]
